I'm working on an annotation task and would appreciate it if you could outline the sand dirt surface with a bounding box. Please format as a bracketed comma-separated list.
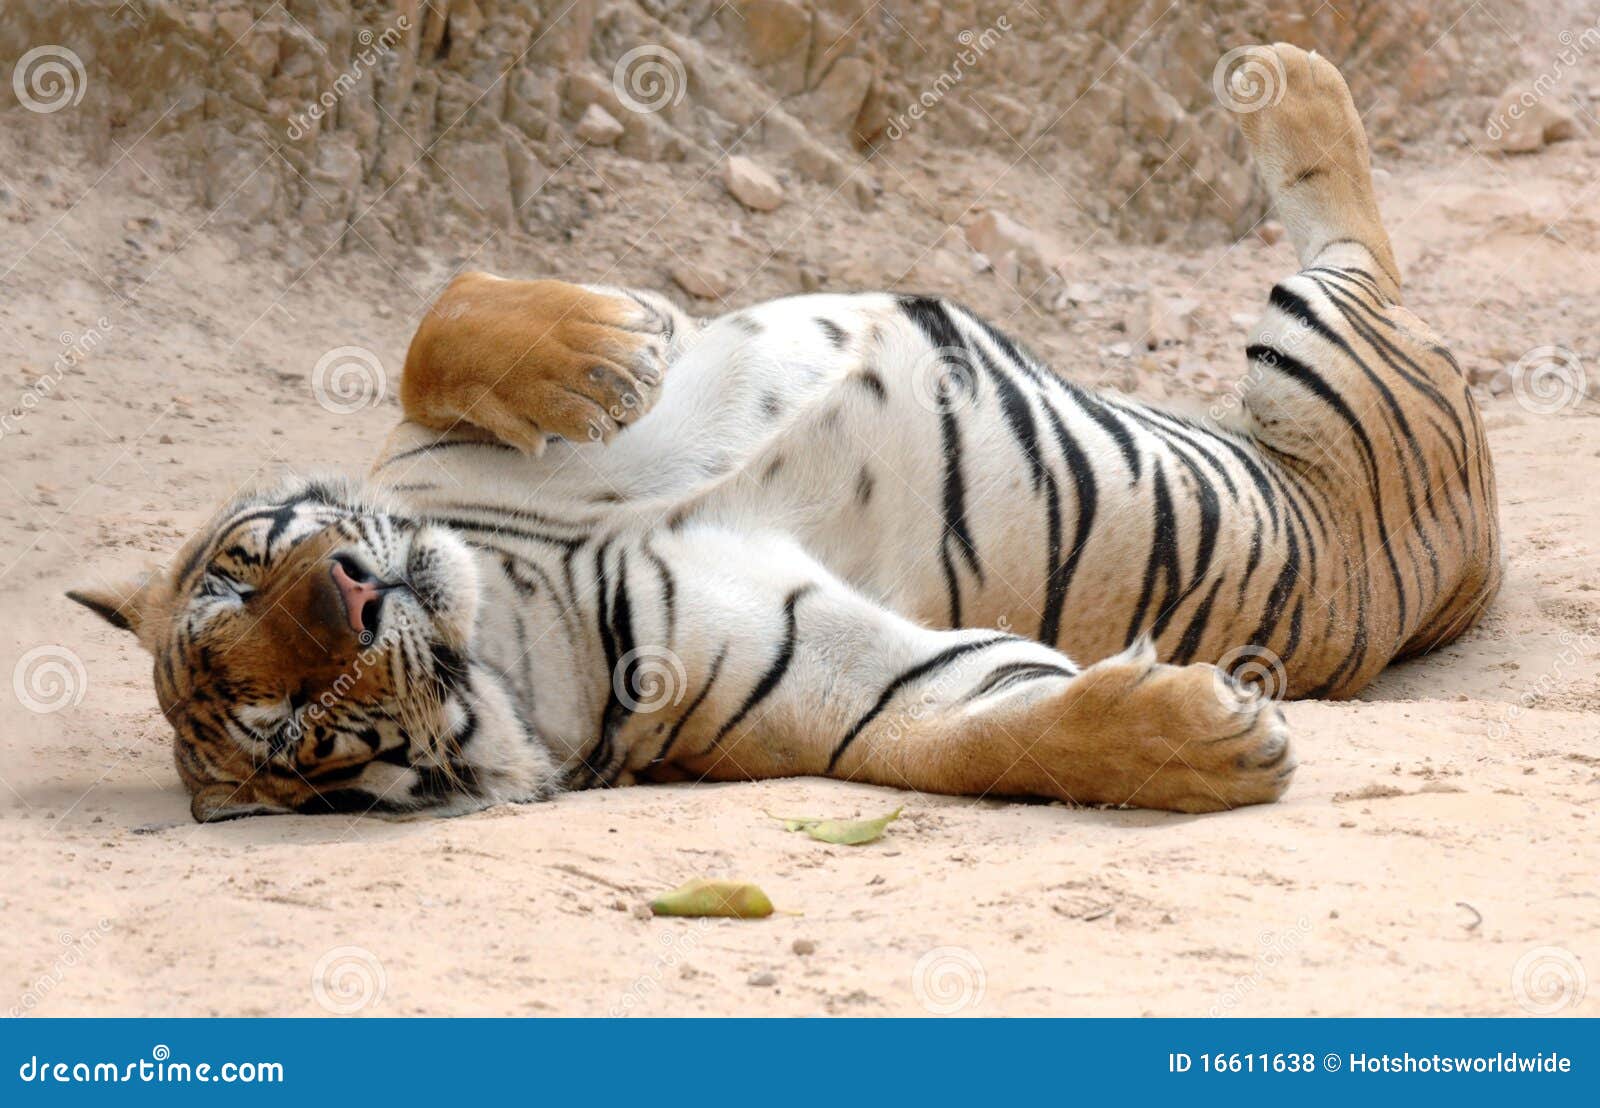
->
[4, 114, 1600, 1018]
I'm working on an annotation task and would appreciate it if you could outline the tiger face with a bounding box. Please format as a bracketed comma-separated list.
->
[69, 476, 551, 821]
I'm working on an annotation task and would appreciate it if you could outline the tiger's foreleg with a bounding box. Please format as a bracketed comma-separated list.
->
[631, 529, 1295, 813]
[401, 274, 697, 452]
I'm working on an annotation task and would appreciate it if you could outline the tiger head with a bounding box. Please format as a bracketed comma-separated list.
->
[68, 475, 553, 821]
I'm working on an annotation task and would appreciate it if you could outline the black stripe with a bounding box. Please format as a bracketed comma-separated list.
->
[693, 586, 812, 758]
[826, 634, 1012, 772]
[649, 642, 728, 766]
[961, 660, 1076, 702]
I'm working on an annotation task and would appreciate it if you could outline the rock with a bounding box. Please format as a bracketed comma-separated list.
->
[670, 261, 732, 301]
[434, 141, 514, 229]
[1488, 369, 1512, 396]
[1256, 221, 1287, 246]
[747, 971, 777, 987]
[791, 938, 816, 956]
[574, 104, 624, 146]
[1131, 294, 1199, 349]
[731, 0, 812, 96]
[800, 56, 874, 133]
[1465, 360, 1500, 387]
[1485, 82, 1580, 153]
[1064, 281, 1103, 304]
[965, 210, 1062, 278]
[722, 156, 784, 212]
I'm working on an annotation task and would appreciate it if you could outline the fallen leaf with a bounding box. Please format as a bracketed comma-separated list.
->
[769, 807, 903, 846]
[649, 879, 773, 919]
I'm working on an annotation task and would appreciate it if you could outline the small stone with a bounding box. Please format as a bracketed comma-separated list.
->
[1488, 369, 1512, 396]
[964, 209, 1061, 275]
[722, 155, 784, 212]
[574, 104, 624, 147]
[747, 971, 777, 987]
[1255, 220, 1286, 245]
[1485, 81, 1579, 153]
[158, 433, 174, 445]
[1132, 294, 1198, 349]
[669, 261, 732, 301]
[791, 938, 816, 956]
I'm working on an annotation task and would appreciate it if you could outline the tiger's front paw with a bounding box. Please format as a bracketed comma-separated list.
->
[401, 274, 670, 454]
[1050, 645, 1296, 813]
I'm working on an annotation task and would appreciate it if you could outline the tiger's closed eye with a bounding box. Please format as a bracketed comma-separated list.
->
[204, 569, 255, 601]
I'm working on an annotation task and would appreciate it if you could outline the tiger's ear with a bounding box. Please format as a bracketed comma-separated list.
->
[67, 574, 154, 640]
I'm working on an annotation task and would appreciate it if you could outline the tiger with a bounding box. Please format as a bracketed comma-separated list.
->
[69, 45, 1499, 823]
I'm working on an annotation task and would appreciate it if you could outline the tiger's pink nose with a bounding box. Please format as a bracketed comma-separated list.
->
[329, 559, 382, 635]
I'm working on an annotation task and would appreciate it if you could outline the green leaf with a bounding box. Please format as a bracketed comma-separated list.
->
[649, 879, 774, 919]
[764, 810, 823, 833]
[770, 806, 903, 846]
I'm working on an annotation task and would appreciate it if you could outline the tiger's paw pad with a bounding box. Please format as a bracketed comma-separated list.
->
[1123, 662, 1296, 813]
[1228, 43, 1367, 192]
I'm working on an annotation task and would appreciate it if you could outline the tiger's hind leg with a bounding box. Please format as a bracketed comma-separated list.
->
[1229, 45, 1501, 681]
[1230, 43, 1401, 300]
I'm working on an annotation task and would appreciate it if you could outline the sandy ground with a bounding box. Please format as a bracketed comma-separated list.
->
[2, 124, 1598, 1017]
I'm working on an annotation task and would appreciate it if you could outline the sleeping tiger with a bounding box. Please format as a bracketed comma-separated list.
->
[70, 45, 1499, 822]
